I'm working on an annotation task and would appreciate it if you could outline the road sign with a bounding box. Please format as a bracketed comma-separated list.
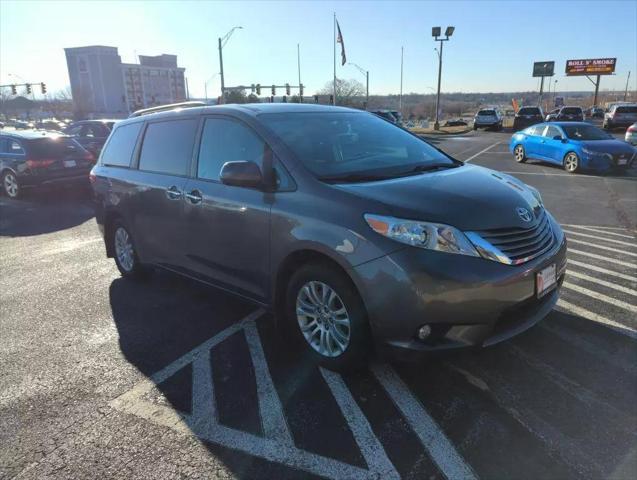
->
[533, 61, 555, 77]
[565, 58, 616, 76]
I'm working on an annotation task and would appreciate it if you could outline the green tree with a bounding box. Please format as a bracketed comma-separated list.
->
[225, 89, 248, 104]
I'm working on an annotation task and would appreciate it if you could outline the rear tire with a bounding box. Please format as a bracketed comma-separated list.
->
[514, 145, 526, 163]
[284, 263, 370, 371]
[110, 220, 149, 279]
[563, 152, 580, 173]
[1, 171, 20, 199]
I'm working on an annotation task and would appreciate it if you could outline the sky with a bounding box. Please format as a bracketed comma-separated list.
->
[1, 0, 636, 100]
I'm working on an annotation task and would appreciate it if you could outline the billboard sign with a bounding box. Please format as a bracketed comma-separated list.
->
[533, 61, 555, 77]
[565, 58, 616, 76]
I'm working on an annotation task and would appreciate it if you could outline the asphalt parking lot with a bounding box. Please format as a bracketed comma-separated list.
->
[1, 131, 636, 480]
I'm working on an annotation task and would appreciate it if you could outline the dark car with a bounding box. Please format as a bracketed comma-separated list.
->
[65, 119, 117, 156]
[546, 106, 584, 122]
[0, 130, 94, 198]
[36, 120, 68, 131]
[513, 106, 544, 131]
[585, 106, 604, 119]
[91, 103, 566, 370]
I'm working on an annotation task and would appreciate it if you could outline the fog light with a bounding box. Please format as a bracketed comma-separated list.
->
[417, 325, 432, 341]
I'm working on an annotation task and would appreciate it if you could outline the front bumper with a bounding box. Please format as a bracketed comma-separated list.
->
[354, 231, 567, 361]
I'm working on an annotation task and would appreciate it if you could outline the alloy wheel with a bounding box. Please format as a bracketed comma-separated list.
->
[564, 153, 579, 173]
[3, 172, 19, 198]
[114, 227, 135, 272]
[296, 281, 351, 358]
[514, 145, 525, 162]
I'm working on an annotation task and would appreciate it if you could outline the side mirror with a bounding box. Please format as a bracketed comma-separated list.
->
[220, 161, 263, 189]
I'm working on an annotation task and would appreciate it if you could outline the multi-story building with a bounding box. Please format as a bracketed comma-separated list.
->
[64, 46, 186, 117]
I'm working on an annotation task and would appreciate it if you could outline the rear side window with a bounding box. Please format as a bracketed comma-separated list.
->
[616, 106, 637, 113]
[0, 138, 25, 154]
[561, 107, 582, 114]
[197, 118, 266, 181]
[544, 126, 561, 138]
[525, 125, 545, 136]
[519, 107, 540, 115]
[28, 137, 86, 159]
[101, 122, 143, 167]
[138, 119, 198, 176]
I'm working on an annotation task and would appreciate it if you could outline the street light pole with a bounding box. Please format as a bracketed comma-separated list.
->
[400, 46, 404, 111]
[432, 26, 454, 131]
[218, 26, 242, 103]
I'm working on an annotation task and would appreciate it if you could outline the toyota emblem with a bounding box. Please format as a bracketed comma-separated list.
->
[516, 207, 533, 222]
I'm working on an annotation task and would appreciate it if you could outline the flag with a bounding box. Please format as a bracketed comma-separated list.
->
[336, 19, 346, 66]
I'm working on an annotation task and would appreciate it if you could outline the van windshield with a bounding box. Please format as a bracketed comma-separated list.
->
[260, 112, 457, 182]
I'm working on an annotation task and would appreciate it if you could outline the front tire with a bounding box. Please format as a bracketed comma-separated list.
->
[111, 221, 148, 279]
[514, 145, 526, 163]
[564, 152, 580, 173]
[284, 263, 370, 371]
[2, 171, 20, 199]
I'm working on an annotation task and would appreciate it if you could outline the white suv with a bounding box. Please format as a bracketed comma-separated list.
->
[473, 108, 503, 131]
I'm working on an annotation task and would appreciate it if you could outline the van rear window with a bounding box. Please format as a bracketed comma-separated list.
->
[616, 106, 637, 114]
[101, 122, 143, 167]
[518, 107, 541, 115]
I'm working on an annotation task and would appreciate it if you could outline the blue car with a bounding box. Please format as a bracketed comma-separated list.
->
[509, 122, 636, 173]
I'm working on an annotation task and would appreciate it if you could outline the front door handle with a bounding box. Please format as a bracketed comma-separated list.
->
[165, 185, 182, 200]
[185, 189, 202, 205]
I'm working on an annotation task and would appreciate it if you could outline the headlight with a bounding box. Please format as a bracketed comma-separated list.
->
[582, 147, 599, 156]
[525, 184, 543, 206]
[364, 214, 479, 257]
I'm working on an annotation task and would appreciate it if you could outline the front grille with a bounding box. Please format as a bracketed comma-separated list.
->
[469, 210, 555, 265]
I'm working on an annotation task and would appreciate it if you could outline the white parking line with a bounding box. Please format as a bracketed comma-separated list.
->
[562, 225, 635, 238]
[567, 259, 637, 282]
[563, 229, 637, 248]
[371, 364, 477, 480]
[191, 347, 216, 434]
[567, 238, 637, 258]
[568, 248, 637, 269]
[556, 299, 637, 339]
[320, 368, 399, 479]
[463, 141, 502, 162]
[245, 322, 294, 445]
[566, 270, 637, 297]
[563, 281, 637, 313]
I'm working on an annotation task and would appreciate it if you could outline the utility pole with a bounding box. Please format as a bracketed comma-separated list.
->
[432, 26, 454, 130]
[538, 76, 545, 107]
[625, 71, 631, 101]
[399, 46, 404, 111]
[218, 37, 225, 102]
[297, 43, 302, 101]
[218, 26, 242, 104]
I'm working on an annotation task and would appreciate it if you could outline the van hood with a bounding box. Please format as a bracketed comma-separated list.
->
[334, 164, 543, 231]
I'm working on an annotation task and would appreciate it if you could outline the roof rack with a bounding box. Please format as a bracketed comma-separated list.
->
[128, 101, 207, 118]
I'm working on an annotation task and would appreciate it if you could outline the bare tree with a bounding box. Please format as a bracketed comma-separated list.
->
[318, 78, 365, 107]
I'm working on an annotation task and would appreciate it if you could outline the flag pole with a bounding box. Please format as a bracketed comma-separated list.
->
[333, 13, 336, 105]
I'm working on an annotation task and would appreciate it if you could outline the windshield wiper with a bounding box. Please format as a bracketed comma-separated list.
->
[320, 172, 395, 183]
[402, 163, 460, 174]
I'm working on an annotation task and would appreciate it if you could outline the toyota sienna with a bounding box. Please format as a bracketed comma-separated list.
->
[91, 102, 567, 370]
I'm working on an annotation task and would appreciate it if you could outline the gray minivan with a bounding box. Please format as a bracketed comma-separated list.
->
[91, 103, 567, 370]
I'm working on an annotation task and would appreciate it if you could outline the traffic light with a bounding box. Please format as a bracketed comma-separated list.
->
[270, 95, 274, 103]
[285, 83, 290, 95]
[271, 85, 276, 95]
[251, 84, 255, 93]
[329, 94, 334, 104]
[11, 84, 17, 95]
[314, 94, 319, 103]
[25, 83, 32, 95]
[256, 84, 261, 95]
[299, 84, 304, 97]
[40, 82, 47, 94]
